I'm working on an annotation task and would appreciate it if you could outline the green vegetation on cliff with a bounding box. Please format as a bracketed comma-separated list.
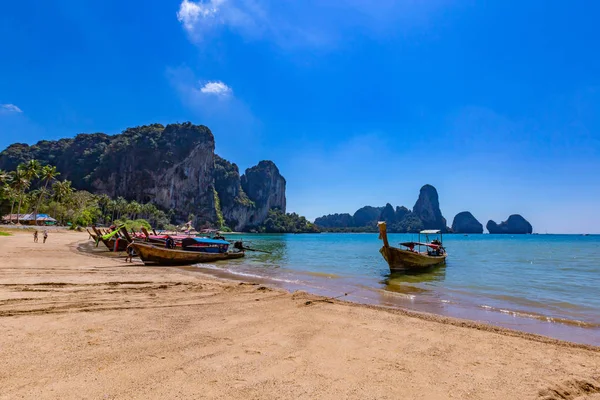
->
[257, 209, 320, 233]
[0, 123, 311, 233]
[0, 161, 169, 228]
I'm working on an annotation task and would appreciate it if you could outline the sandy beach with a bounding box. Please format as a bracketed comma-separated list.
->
[0, 230, 599, 399]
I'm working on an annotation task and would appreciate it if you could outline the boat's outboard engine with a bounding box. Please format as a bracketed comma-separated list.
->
[233, 241, 244, 251]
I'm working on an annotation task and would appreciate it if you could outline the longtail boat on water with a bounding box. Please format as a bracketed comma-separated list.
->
[131, 238, 244, 266]
[378, 222, 447, 272]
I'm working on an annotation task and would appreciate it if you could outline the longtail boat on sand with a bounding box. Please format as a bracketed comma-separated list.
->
[92, 226, 129, 252]
[378, 222, 447, 272]
[131, 239, 244, 266]
[137, 227, 190, 247]
[87, 228, 98, 241]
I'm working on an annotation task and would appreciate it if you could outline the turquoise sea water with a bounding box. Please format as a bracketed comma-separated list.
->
[192, 233, 600, 346]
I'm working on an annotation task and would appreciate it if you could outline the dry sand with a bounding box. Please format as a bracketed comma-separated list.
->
[0, 230, 599, 399]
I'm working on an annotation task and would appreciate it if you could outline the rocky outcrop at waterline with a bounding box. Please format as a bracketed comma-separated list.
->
[452, 212, 483, 234]
[486, 215, 533, 234]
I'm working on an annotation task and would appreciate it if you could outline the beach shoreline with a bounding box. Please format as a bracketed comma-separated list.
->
[1, 230, 599, 399]
[77, 237, 599, 351]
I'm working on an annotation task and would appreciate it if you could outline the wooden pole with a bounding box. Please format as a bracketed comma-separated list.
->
[120, 227, 133, 243]
[378, 222, 390, 248]
[141, 227, 151, 240]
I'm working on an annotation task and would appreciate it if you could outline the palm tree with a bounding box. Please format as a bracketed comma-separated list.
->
[2, 185, 17, 224]
[23, 160, 41, 181]
[108, 199, 117, 223]
[52, 180, 73, 225]
[0, 169, 9, 184]
[96, 194, 111, 224]
[127, 201, 142, 220]
[140, 203, 155, 221]
[115, 197, 127, 220]
[0, 170, 13, 222]
[11, 169, 30, 225]
[34, 165, 60, 225]
[12, 161, 40, 225]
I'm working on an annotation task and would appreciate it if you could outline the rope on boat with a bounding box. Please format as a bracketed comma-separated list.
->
[233, 241, 272, 254]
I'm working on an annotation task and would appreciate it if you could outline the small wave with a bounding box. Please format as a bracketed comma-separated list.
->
[191, 263, 220, 270]
[478, 304, 600, 328]
[380, 290, 416, 301]
[221, 269, 302, 285]
[189, 263, 303, 285]
[302, 271, 342, 279]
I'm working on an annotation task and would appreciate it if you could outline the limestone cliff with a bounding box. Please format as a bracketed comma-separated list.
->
[214, 158, 286, 231]
[452, 211, 483, 234]
[395, 206, 410, 222]
[379, 203, 397, 224]
[353, 206, 384, 227]
[487, 215, 533, 234]
[240, 161, 287, 228]
[412, 184, 448, 232]
[91, 123, 217, 226]
[0, 122, 287, 231]
[313, 213, 354, 228]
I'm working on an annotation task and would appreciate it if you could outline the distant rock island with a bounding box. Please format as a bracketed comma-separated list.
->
[413, 184, 447, 231]
[487, 215, 533, 234]
[315, 184, 450, 233]
[452, 212, 483, 234]
[315, 185, 533, 234]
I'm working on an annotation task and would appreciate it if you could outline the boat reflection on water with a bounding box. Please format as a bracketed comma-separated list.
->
[378, 265, 447, 311]
[383, 265, 446, 290]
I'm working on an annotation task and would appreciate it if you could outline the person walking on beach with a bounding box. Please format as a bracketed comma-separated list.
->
[33, 230, 38, 243]
[43, 230, 48, 244]
[125, 243, 135, 263]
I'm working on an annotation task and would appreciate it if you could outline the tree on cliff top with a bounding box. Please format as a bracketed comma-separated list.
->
[260, 209, 320, 233]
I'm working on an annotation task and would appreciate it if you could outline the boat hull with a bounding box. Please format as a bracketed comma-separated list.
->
[379, 246, 446, 271]
[132, 243, 245, 266]
[104, 238, 129, 252]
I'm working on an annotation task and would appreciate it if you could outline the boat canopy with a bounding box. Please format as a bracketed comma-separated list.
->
[400, 241, 441, 249]
[183, 237, 230, 245]
[420, 229, 441, 234]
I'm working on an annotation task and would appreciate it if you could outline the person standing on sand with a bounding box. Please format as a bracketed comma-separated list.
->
[33, 230, 38, 243]
[125, 243, 135, 263]
[43, 230, 48, 244]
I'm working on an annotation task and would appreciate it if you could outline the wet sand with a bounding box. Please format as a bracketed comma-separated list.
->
[1, 230, 599, 399]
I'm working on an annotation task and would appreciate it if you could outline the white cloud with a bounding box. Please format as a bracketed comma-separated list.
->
[0, 104, 23, 113]
[166, 66, 255, 123]
[177, 0, 224, 33]
[176, 0, 449, 49]
[200, 81, 232, 96]
[166, 66, 261, 157]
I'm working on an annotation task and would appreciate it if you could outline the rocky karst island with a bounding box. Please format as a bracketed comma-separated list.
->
[487, 215, 534, 234]
[315, 185, 533, 234]
[452, 212, 484, 234]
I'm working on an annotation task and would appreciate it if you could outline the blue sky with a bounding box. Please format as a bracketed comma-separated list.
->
[1, 0, 599, 233]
